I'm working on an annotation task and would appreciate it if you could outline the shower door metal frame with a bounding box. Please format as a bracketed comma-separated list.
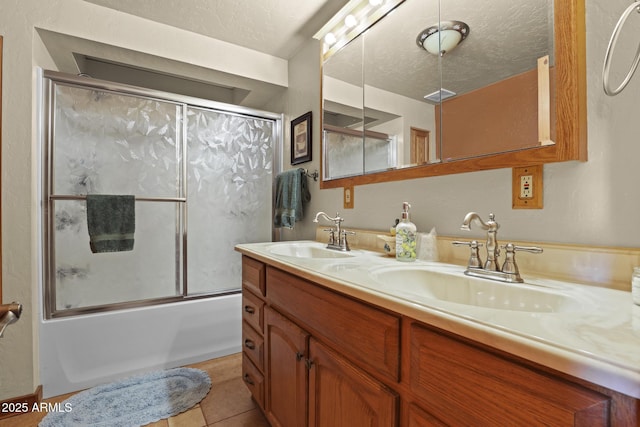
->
[41, 70, 282, 319]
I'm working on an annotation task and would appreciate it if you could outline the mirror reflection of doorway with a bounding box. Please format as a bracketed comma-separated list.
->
[410, 127, 430, 165]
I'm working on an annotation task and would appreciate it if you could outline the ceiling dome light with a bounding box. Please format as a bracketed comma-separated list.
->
[369, 0, 383, 6]
[416, 20, 470, 56]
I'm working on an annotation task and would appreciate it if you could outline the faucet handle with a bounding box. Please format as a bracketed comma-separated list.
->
[512, 245, 543, 254]
[339, 230, 355, 251]
[322, 228, 336, 245]
[452, 240, 484, 269]
[501, 243, 543, 275]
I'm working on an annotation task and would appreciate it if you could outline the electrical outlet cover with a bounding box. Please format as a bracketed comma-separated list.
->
[512, 166, 543, 209]
[520, 175, 533, 198]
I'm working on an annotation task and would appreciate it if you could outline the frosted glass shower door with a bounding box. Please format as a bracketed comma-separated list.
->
[48, 84, 184, 312]
[186, 107, 274, 295]
[44, 72, 279, 317]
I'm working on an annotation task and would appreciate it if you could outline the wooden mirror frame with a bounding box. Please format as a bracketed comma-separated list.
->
[320, 0, 586, 189]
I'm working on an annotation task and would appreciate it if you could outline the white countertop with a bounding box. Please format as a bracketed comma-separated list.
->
[236, 240, 640, 399]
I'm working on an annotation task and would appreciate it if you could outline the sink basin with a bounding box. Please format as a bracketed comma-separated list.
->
[368, 266, 589, 313]
[266, 242, 354, 259]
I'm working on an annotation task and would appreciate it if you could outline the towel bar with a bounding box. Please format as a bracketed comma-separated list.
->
[50, 195, 186, 202]
[303, 169, 319, 182]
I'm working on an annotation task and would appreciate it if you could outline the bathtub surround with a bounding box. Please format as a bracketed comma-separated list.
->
[38, 73, 278, 398]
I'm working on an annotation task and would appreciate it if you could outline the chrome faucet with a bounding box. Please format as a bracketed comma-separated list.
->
[461, 212, 500, 271]
[457, 212, 542, 283]
[0, 302, 22, 338]
[313, 212, 354, 251]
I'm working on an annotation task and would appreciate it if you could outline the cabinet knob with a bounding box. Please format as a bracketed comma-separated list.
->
[244, 305, 255, 314]
[305, 359, 315, 370]
[296, 351, 304, 361]
[243, 373, 255, 385]
[244, 339, 256, 350]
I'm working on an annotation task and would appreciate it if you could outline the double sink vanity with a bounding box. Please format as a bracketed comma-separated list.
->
[240, 0, 627, 423]
[236, 228, 640, 426]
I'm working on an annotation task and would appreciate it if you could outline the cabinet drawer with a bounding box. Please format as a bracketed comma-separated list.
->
[242, 289, 264, 334]
[242, 353, 265, 409]
[409, 323, 609, 426]
[267, 266, 400, 382]
[242, 256, 265, 296]
[242, 321, 264, 371]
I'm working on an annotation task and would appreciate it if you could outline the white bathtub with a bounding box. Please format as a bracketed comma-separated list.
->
[39, 295, 241, 398]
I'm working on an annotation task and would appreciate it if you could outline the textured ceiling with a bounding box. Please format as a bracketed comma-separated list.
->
[84, 0, 350, 59]
[325, 0, 554, 101]
[66, 0, 552, 108]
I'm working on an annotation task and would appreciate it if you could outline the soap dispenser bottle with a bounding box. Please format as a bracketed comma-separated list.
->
[396, 202, 417, 262]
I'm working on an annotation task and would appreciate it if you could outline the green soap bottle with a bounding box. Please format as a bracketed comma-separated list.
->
[395, 202, 417, 262]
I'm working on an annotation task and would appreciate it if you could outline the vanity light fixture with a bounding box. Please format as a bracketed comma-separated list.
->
[416, 20, 470, 56]
[314, 0, 404, 60]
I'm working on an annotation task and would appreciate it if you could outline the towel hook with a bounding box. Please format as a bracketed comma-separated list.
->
[603, 1, 640, 96]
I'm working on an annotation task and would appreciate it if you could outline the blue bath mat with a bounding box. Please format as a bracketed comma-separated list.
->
[39, 367, 211, 427]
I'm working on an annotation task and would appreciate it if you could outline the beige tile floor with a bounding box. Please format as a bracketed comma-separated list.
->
[0, 353, 270, 427]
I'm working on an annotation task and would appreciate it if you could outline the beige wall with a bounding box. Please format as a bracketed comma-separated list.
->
[0, 0, 636, 401]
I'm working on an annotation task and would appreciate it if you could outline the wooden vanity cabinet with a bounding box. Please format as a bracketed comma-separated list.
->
[264, 306, 399, 427]
[240, 256, 266, 410]
[243, 256, 400, 427]
[240, 255, 639, 427]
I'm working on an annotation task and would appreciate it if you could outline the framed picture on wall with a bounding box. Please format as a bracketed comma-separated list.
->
[291, 111, 312, 165]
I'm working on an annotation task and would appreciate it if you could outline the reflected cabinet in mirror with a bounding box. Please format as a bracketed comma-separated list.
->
[320, 0, 586, 188]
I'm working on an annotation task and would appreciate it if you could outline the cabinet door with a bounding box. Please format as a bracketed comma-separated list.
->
[308, 338, 398, 427]
[265, 307, 309, 427]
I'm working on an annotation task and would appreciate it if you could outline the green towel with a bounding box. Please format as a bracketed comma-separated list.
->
[274, 169, 311, 228]
[86, 195, 135, 253]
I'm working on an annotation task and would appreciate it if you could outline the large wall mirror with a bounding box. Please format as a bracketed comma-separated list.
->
[320, 0, 586, 188]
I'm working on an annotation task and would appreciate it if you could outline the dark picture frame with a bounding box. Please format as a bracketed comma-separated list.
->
[291, 111, 312, 165]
